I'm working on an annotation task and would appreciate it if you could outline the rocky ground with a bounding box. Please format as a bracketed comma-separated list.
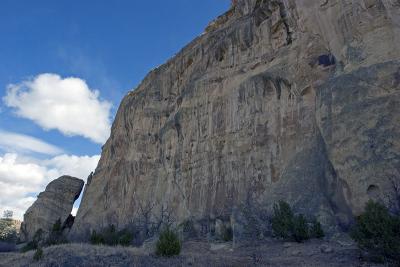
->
[0, 234, 382, 267]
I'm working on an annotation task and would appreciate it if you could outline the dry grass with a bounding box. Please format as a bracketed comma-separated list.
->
[0, 236, 383, 267]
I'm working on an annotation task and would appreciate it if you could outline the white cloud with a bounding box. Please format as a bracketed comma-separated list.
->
[3, 73, 112, 144]
[0, 153, 100, 220]
[0, 130, 63, 155]
[44, 154, 100, 180]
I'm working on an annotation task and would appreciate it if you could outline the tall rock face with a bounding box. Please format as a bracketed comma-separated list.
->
[71, 0, 400, 239]
[21, 176, 83, 242]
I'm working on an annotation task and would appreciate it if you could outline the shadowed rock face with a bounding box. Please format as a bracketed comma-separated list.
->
[20, 176, 83, 242]
[70, 0, 400, 240]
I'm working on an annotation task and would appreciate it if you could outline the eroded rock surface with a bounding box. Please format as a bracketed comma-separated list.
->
[71, 0, 400, 240]
[21, 176, 83, 242]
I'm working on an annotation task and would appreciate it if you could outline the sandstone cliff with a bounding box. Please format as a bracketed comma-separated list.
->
[21, 176, 83, 242]
[71, 0, 400, 239]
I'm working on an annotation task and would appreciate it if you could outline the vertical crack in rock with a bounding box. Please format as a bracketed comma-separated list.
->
[275, 1, 293, 44]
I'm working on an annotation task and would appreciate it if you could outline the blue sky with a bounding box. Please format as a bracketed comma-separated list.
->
[0, 0, 230, 219]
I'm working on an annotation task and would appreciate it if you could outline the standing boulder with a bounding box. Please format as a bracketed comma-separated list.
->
[20, 176, 84, 242]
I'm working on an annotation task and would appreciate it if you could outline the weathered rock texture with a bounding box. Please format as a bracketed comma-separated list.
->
[21, 176, 83, 242]
[71, 0, 400, 239]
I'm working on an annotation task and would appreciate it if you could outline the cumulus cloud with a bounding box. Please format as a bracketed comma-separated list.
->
[3, 73, 112, 144]
[0, 130, 63, 155]
[0, 153, 100, 220]
[44, 154, 101, 179]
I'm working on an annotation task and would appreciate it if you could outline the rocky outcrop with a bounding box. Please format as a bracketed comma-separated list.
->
[20, 176, 83, 242]
[71, 0, 400, 240]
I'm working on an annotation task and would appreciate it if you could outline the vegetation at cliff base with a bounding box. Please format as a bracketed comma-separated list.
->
[46, 218, 67, 245]
[271, 201, 294, 239]
[21, 228, 43, 252]
[222, 226, 233, 242]
[271, 201, 324, 243]
[310, 220, 325, 239]
[90, 225, 133, 246]
[292, 214, 310, 242]
[21, 218, 69, 252]
[351, 200, 400, 264]
[33, 247, 44, 261]
[156, 228, 181, 257]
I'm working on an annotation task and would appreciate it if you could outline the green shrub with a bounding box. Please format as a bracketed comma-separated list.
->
[310, 220, 325, 239]
[156, 228, 181, 257]
[33, 228, 44, 243]
[52, 218, 62, 232]
[21, 229, 43, 252]
[117, 229, 134, 246]
[90, 225, 133, 246]
[292, 214, 309, 242]
[46, 219, 67, 245]
[351, 200, 400, 264]
[272, 201, 294, 239]
[33, 247, 43, 261]
[21, 241, 38, 253]
[90, 230, 105, 245]
[102, 224, 118, 245]
[222, 226, 233, 242]
[271, 201, 324, 243]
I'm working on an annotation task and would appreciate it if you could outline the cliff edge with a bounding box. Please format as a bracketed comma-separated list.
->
[70, 0, 400, 240]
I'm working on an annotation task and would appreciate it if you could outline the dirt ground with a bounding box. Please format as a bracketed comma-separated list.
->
[0, 234, 382, 267]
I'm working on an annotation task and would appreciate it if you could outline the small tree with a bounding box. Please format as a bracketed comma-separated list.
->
[3, 210, 13, 220]
[222, 226, 233, 242]
[271, 201, 323, 243]
[271, 201, 294, 239]
[156, 228, 181, 257]
[292, 214, 309, 242]
[351, 200, 400, 264]
[310, 220, 325, 239]
[90, 225, 133, 246]
[90, 230, 105, 245]
[21, 229, 44, 252]
[33, 247, 43, 261]
[52, 218, 62, 232]
[46, 219, 67, 245]
[117, 229, 134, 246]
